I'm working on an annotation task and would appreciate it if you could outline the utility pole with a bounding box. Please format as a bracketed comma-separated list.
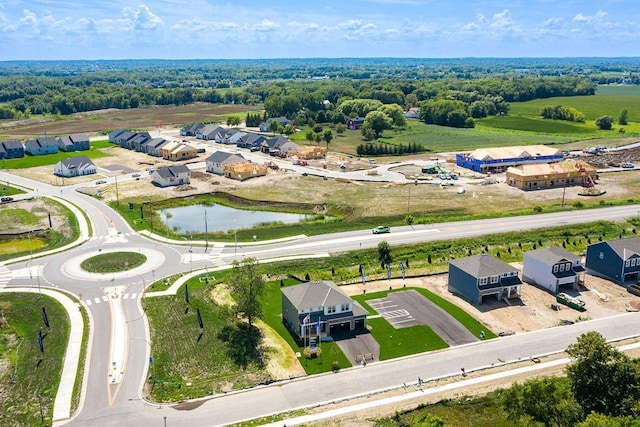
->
[204, 207, 208, 251]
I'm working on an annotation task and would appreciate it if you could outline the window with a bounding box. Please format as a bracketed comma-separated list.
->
[327, 306, 336, 314]
[341, 303, 350, 311]
[559, 264, 565, 272]
[632, 259, 637, 267]
[490, 275, 499, 284]
[479, 277, 488, 285]
[566, 262, 572, 271]
[553, 264, 559, 273]
[599, 252, 604, 259]
[626, 260, 631, 267]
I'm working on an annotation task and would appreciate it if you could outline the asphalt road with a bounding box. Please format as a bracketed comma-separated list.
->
[2, 170, 640, 427]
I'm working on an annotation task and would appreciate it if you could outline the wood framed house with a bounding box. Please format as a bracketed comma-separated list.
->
[522, 247, 584, 294]
[448, 254, 522, 305]
[346, 117, 365, 130]
[1, 140, 24, 158]
[223, 162, 268, 181]
[205, 151, 246, 175]
[54, 156, 97, 177]
[281, 280, 368, 341]
[161, 141, 198, 161]
[25, 137, 59, 155]
[585, 237, 640, 285]
[151, 165, 191, 187]
[58, 133, 90, 152]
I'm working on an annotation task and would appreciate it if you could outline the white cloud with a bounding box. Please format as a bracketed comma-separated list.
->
[254, 19, 278, 32]
[573, 10, 607, 24]
[122, 4, 163, 30]
[490, 9, 521, 33]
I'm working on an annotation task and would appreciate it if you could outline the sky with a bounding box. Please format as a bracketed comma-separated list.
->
[0, 0, 637, 60]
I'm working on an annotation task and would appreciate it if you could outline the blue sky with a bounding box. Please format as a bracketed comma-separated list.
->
[0, 0, 637, 60]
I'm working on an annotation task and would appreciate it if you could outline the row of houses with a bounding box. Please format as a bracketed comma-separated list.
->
[448, 237, 640, 305]
[0, 134, 90, 159]
[108, 129, 199, 161]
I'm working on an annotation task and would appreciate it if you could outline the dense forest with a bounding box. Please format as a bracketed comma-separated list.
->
[0, 57, 637, 127]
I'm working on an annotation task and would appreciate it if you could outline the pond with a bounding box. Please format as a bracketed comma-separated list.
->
[158, 203, 312, 234]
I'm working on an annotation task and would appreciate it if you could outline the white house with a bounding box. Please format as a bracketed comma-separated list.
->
[54, 156, 97, 177]
[522, 246, 584, 294]
[151, 165, 191, 187]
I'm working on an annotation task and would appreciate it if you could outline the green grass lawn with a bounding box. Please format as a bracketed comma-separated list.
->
[0, 184, 26, 197]
[0, 294, 70, 427]
[79, 252, 147, 273]
[1, 141, 110, 170]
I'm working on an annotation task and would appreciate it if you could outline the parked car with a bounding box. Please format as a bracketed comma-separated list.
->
[1, 196, 14, 202]
[132, 173, 140, 178]
[622, 163, 635, 169]
[95, 180, 106, 184]
[372, 225, 390, 234]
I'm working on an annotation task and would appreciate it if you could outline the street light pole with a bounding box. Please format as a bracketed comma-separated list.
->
[203, 207, 208, 252]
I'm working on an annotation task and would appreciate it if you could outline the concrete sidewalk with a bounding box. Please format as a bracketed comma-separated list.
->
[0, 287, 85, 426]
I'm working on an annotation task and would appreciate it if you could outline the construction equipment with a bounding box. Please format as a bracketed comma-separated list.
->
[556, 293, 586, 312]
[264, 161, 279, 170]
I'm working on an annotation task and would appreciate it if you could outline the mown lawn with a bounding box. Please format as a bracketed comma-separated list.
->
[0, 294, 70, 427]
[79, 252, 147, 273]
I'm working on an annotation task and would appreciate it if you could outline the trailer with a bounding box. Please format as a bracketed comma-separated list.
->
[556, 292, 586, 312]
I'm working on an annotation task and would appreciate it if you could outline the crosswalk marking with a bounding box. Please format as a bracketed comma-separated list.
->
[85, 293, 139, 307]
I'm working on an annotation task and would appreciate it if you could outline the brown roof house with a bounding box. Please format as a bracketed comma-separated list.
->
[281, 280, 368, 341]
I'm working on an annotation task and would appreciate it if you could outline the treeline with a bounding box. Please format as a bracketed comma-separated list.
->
[540, 105, 586, 122]
[356, 142, 425, 156]
[0, 58, 599, 121]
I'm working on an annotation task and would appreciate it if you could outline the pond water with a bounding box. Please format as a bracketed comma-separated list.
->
[158, 203, 311, 233]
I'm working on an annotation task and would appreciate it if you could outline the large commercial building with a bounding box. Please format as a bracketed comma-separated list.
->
[456, 145, 563, 173]
[506, 159, 596, 190]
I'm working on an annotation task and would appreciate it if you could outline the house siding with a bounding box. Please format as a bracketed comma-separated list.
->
[447, 264, 480, 304]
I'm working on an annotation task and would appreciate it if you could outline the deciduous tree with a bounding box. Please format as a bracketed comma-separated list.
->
[228, 258, 265, 329]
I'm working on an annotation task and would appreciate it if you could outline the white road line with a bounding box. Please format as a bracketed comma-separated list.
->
[94, 297, 100, 304]
[85, 299, 92, 306]
[389, 318, 416, 325]
[129, 293, 136, 299]
[123, 293, 129, 300]
[102, 295, 108, 302]
[381, 309, 411, 319]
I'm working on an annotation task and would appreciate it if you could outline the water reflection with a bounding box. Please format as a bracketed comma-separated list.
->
[158, 203, 310, 233]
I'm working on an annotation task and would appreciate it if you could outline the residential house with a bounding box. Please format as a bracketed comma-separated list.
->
[114, 131, 137, 148]
[346, 117, 365, 130]
[1, 140, 24, 159]
[132, 133, 153, 152]
[180, 123, 204, 136]
[261, 136, 289, 155]
[223, 162, 268, 181]
[54, 156, 97, 177]
[108, 129, 125, 144]
[141, 138, 168, 156]
[205, 151, 246, 175]
[196, 124, 226, 141]
[281, 280, 368, 341]
[522, 247, 585, 294]
[237, 133, 266, 150]
[585, 237, 640, 285]
[0, 144, 5, 159]
[222, 130, 246, 145]
[151, 165, 191, 187]
[25, 137, 59, 155]
[404, 107, 420, 119]
[160, 141, 198, 161]
[58, 133, 90, 152]
[259, 117, 292, 132]
[278, 140, 301, 157]
[448, 254, 522, 305]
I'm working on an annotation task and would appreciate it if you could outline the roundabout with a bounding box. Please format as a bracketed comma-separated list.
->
[60, 247, 168, 281]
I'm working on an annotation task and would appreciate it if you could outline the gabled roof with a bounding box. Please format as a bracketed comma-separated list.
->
[1, 140, 23, 150]
[198, 124, 225, 137]
[281, 280, 353, 311]
[69, 133, 89, 143]
[525, 246, 581, 265]
[348, 117, 365, 124]
[109, 129, 125, 139]
[264, 136, 289, 148]
[598, 237, 640, 260]
[142, 138, 167, 149]
[60, 156, 95, 168]
[466, 145, 560, 161]
[240, 133, 267, 145]
[449, 254, 518, 277]
[155, 165, 190, 178]
[206, 151, 244, 163]
[58, 135, 74, 146]
[26, 137, 57, 149]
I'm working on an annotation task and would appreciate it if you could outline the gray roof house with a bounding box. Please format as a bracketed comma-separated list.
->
[25, 137, 59, 155]
[58, 133, 90, 152]
[108, 129, 125, 143]
[448, 254, 522, 305]
[259, 117, 292, 132]
[141, 138, 168, 156]
[151, 165, 191, 187]
[1, 140, 24, 159]
[180, 123, 205, 136]
[522, 247, 584, 294]
[53, 156, 97, 177]
[237, 133, 266, 150]
[205, 151, 245, 175]
[196, 125, 226, 141]
[281, 280, 368, 341]
[0, 144, 6, 159]
[261, 136, 289, 155]
[586, 237, 640, 285]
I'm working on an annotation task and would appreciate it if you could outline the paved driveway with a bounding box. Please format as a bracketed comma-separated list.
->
[368, 290, 479, 346]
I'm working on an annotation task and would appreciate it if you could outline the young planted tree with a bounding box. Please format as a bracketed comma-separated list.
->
[377, 241, 393, 266]
[228, 257, 265, 329]
[619, 109, 628, 126]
